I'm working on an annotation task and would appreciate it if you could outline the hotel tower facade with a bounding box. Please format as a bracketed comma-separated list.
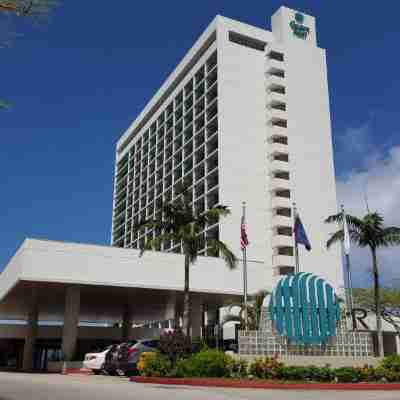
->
[112, 6, 343, 291]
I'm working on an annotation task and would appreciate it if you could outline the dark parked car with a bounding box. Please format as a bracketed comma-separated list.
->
[100, 339, 160, 376]
[112, 339, 160, 376]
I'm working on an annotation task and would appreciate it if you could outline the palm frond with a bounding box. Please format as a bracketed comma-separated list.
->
[325, 211, 363, 229]
[139, 233, 177, 256]
[326, 229, 344, 249]
[381, 227, 400, 246]
[208, 239, 237, 270]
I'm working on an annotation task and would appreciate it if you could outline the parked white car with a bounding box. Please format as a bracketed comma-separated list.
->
[83, 346, 111, 375]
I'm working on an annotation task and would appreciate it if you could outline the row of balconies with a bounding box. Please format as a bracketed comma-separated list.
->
[265, 48, 295, 277]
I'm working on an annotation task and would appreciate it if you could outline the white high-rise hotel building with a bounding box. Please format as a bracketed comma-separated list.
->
[112, 7, 343, 290]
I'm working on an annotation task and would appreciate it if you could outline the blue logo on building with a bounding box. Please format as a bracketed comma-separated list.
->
[290, 13, 310, 40]
[269, 272, 341, 344]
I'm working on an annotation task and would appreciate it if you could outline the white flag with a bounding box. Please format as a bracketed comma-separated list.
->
[343, 209, 351, 255]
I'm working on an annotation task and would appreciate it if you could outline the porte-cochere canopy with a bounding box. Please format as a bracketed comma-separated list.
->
[268, 272, 341, 345]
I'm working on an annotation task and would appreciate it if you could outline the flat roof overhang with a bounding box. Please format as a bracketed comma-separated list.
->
[0, 239, 268, 320]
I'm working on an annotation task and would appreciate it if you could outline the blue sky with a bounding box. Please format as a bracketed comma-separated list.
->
[1, 1, 400, 287]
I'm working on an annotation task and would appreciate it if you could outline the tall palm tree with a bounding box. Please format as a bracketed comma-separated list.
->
[134, 183, 237, 337]
[325, 211, 400, 357]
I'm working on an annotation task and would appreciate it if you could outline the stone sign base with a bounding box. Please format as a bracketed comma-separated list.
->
[239, 309, 375, 359]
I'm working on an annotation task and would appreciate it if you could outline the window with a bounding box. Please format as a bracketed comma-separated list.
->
[229, 31, 266, 52]
[279, 266, 295, 276]
[269, 51, 284, 62]
[274, 153, 289, 162]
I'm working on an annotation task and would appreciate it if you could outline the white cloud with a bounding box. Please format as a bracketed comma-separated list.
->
[336, 145, 400, 288]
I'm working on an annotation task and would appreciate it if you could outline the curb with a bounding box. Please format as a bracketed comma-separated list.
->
[130, 376, 400, 390]
[62, 368, 93, 375]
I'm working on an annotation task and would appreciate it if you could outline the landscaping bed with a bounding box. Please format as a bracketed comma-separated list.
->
[132, 330, 400, 389]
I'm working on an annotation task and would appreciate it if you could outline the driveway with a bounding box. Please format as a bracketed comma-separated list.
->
[0, 372, 398, 400]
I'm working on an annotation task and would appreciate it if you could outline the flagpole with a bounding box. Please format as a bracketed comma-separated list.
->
[293, 202, 300, 274]
[242, 202, 248, 331]
[341, 205, 355, 329]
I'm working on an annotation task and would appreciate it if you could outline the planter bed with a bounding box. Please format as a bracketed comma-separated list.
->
[130, 376, 400, 390]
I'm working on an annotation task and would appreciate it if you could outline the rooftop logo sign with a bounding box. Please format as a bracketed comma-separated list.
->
[289, 12, 310, 40]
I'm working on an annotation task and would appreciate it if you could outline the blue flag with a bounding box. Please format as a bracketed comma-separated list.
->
[294, 215, 311, 251]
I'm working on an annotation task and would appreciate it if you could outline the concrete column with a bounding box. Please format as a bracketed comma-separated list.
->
[121, 306, 132, 342]
[396, 335, 400, 355]
[190, 296, 203, 338]
[62, 285, 80, 361]
[164, 294, 179, 329]
[22, 287, 38, 371]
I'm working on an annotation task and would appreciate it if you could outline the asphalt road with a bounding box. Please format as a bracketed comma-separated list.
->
[0, 372, 399, 400]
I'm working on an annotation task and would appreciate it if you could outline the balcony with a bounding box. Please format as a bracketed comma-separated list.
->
[267, 90, 287, 105]
[271, 196, 291, 210]
[270, 177, 290, 192]
[272, 235, 293, 248]
[270, 160, 290, 173]
[267, 107, 287, 122]
[271, 214, 292, 228]
[268, 142, 288, 157]
[266, 57, 286, 73]
[265, 74, 285, 91]
[267, 125, 288, 141]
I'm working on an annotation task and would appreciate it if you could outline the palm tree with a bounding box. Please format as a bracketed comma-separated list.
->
[134, 183, 237, 337]
[222, 290, 269, 331]
[325, 211, 400, 357]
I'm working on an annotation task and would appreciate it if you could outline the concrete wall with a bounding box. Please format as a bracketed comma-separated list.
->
[237, 354, 382, 368]
[217, 17, 273, 281]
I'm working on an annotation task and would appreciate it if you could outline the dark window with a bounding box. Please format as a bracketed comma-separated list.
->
[269, 51, 284, 62]
[276, 208, 291, 217]
[229, 31, 266, 52]
[278, 246, 293, 256]
[279, 266, 295, 276]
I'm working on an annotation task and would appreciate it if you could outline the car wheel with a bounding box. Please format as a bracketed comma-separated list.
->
[93, 369, 101, 375]
[116, 369, 125, 377]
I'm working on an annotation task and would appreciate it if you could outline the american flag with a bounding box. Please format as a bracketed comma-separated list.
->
[240, 214, 249, 250]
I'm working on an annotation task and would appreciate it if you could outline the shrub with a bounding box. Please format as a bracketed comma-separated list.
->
[174, 357, 196, 378]
[159, 329, 192, 363]
[277, 366, 310, 381]
[249, 356, 284, 379]
[137, 351, 172, 377]
[356, 364, 378, 382]
[333, 367, 359, 383]
[174, 349, 233, 378]
[379, 355, 400, 373]
[228, 358, 248, 378]
[308, 366, 334, 382]
[375, 366, 400, 382]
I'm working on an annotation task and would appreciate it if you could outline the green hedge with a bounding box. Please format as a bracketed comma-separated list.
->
[139, 350, 400, 383]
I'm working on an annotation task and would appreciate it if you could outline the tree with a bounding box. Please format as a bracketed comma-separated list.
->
[222, 290, 269, 331]
[1, 0, 59, 108]
[0, 0, 57, 17]
[325, 211, 400, 357]
[134, 183, 237, 337]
